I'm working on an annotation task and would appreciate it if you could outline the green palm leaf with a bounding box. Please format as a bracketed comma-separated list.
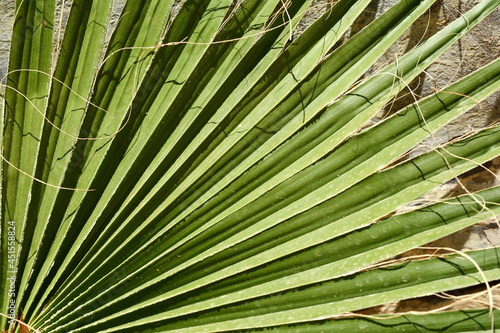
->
[1, 0, 499, 332]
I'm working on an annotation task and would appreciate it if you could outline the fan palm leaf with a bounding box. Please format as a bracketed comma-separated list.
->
[1, 0, 499, 332]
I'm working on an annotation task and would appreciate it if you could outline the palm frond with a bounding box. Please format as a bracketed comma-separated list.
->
[1, 0, 499, 332]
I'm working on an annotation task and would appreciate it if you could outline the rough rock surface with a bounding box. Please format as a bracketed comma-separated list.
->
[0, 0, 15, 82]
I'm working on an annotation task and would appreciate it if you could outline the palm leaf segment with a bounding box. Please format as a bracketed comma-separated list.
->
[1, 0, 499, 332]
